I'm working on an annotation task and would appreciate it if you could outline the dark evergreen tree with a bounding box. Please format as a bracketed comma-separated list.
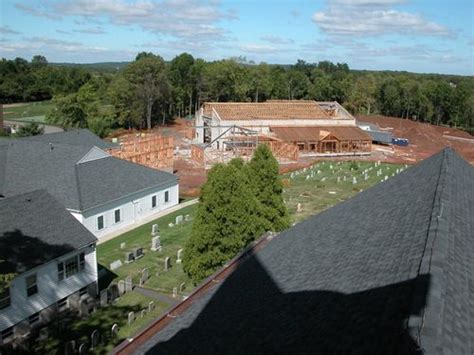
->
[183, 163, 265, 283]
[247, 144, 291, 232]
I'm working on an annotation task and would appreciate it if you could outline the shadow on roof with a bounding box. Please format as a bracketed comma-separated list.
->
[146, 254, 430, 354]
[0, 229, 75, 274]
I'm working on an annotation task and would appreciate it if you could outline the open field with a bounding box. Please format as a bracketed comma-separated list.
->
[2, 101, 53, 121]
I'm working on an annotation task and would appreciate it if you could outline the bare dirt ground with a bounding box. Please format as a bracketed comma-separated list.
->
[118, 117, 473, 196]
[358, 115, 474, 165]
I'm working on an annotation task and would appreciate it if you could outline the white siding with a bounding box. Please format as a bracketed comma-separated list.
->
[79, 181, 179, 239]
[0, 245, 97, 331]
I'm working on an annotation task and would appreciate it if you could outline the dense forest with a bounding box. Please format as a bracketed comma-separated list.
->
[1, 53, 473, 136]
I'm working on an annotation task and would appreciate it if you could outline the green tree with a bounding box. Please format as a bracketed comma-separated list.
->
[14, 122, 44, 137]
[183, 163, 265, 283]
[125, 54, 170, 129]
[46, 93, 87, 128]
[247, 144, 290, 232]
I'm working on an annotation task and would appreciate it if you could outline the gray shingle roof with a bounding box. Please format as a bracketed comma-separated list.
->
[0, 139, 178, 211]
[136, 148, 473, 354]
[0, 190, 97, 274]
[22, 128, 118, 150]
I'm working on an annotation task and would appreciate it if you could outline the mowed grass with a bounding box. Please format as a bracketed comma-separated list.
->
[97, 204, 197, 297]
[283, 160, 405, 222]
[2, 101, 53, 121]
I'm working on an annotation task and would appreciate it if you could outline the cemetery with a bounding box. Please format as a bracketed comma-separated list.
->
[282, 160, 404, 222]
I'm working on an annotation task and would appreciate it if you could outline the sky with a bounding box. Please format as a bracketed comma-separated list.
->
[0, 0, 473, 75]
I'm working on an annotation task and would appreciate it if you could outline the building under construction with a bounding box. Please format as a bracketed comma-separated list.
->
[192, 100, 371, 167]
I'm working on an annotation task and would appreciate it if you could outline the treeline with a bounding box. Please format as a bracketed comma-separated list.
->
[1, 53, 473, 136]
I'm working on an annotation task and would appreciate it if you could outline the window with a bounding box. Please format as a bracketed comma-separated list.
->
[1, 327, 13, 341]
[57, 262, 64, 281]
[152, 195, 157, 208]
[164, 190, 169, 203]
[97, 215, 104, 230]
[57, 253, 85, 281]
[65, 256, 79, 278]
[0, 289, 10, 310]
[114, 209, 121, 223]
[26, 274, 38, 297]
[29, 312, 40, 326]
[79, 252, 85, 271]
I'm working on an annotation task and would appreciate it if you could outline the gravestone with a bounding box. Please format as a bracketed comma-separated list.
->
[176, 215, 183, 225]
[128, 311, 135, 325]
[78, 343, 87, 355]
[172, 287, 178, 298]
[352, 177, 357, 184]
[185, 214, 191, 222]
[164, 257, 171, 271]
[337, 176, 340, 183]
[364, 174, 368, 181]
[151, 224, 159, 236]
[176, 249, 183, 264]
[109, 284, 119, 301]
[120, 242, 126, 249]
[329, 164, 333, 169]
[305, 175, 310, 180]
[118, 280, 125, 295]
[321, 177, 326, 182]
[385, 175, 388, 181]
[151, 236, 162, 252]
[100, 290, 108, 307]
[91, 330, 99, 349]
[148, 301, 155, 312]
[141, 268, 149, 284]
[111, 324, 119, 337]
[141, 309, 147, 318]
[169, 223, 174, 228]
[110, 259, 122, 271]
[297, 203, 303, 212]
[64, 340, 75, 355]
[124, 252, 135, 264]
[133, 247, 144, 260]
[343, 176, 346, 181]
[39, 327, 48, 341]
[125, 276, 133, 292]
[179, 282, 186, 293]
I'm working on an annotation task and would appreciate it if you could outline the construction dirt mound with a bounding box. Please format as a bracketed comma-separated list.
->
[358, 115, 474, 165]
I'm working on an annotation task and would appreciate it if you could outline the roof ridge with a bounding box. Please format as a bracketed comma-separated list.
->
[410, 149, 450, 347]
[73, 163, 84, 211]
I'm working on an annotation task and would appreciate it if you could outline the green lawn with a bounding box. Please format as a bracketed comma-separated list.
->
[282, 160, 404, 222]
[97, 204, 197, 297]
[2, 101, 53, 122]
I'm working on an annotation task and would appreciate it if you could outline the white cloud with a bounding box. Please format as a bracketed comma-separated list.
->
[239, 44, 280, 54]
[15, 3, 60, 20]
[73, 27, 107, 35]
[16, 0, 232, 42]
[0, 26, 21, 35]
[260, 35, 294, 45]
[313, 2, 453, 37]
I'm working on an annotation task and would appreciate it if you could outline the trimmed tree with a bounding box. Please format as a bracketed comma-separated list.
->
[183, 162, 265, 283]
[247, 144, 291, 232]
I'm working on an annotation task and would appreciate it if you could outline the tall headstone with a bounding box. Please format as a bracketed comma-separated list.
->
[179, 282, 186, 293]
[172, 287, 178, 298]
[91, 330, 99, 349]
[352, 177, 357, 185]
[100, 290, 108, 307]
[128, 312, 135, 325]
[176, 249, 183, 264]
[141, 309, 147, 318]
[297, 203, 303, 212]
[125, 276, 133, 292]
[111, 324, 119, 337]
[118, 280, 125, 295]
[78, 343, 87, 355]
[120, 242, 126, 249]
[141, 268, 149, 283]
[133, 247, 144, 259]
[164, 257, 171, 271]
[176, 215, 183, 225]
[124, 252, 135, 264]
[151, 236, 162, 252]
[109, 284, 119, 301]
[151, 224, 159, 236]
[65, 340, 76, 355]
[148, 301, 155, 312]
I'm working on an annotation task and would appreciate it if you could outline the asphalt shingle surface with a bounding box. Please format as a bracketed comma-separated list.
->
[136, 148, 473, 354]
[0, 190, 97, 273]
